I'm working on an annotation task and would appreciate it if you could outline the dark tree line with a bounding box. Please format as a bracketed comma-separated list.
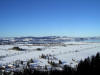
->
[2, 52, 100, 75]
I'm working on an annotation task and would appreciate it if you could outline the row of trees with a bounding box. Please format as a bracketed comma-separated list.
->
[2, 52, 100, 75]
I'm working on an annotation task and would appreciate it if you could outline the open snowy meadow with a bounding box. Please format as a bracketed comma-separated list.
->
[0, 41, 100, 68]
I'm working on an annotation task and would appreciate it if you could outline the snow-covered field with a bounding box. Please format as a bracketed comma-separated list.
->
[0, 42, 100, 67]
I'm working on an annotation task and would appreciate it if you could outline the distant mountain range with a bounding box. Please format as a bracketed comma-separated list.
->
[0, 36, 100, 45]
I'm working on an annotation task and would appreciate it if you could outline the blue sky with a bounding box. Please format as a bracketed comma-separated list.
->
[0, 0, 100, 37]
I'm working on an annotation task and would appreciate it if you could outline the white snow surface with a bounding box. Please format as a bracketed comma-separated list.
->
[0, 42, 100, 67]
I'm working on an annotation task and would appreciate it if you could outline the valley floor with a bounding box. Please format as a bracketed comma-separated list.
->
[0, 42, 100, 70]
